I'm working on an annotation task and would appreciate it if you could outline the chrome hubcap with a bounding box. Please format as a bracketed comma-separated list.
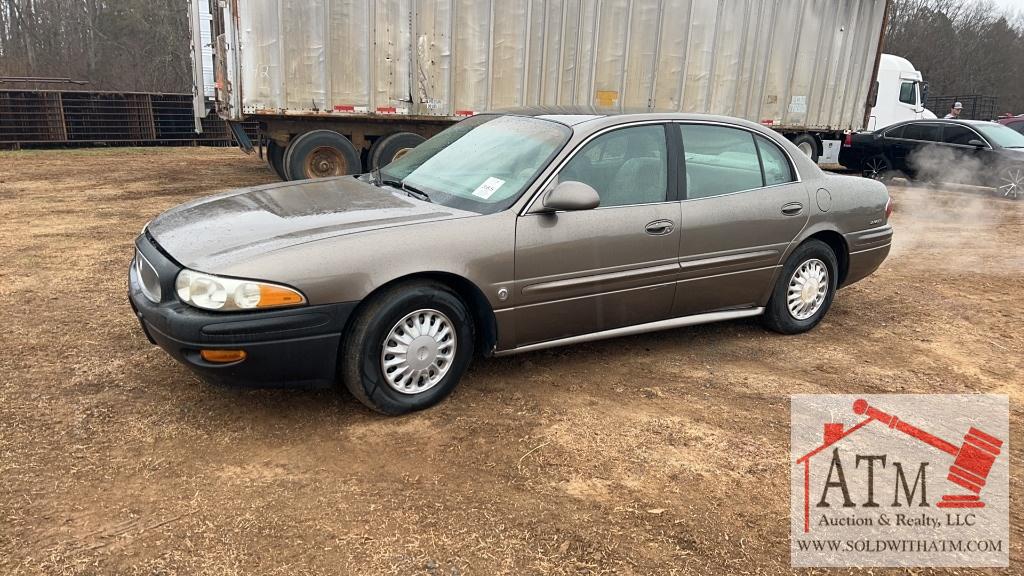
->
[381, 309, 456, 394]
[998, 168, 1023, 199]
[787, 259, 829, 320]
[798, 141, 814, 158]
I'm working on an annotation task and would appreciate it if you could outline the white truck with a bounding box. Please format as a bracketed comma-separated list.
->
[866, 53, 936, 131]
[189, 0, 897, 179]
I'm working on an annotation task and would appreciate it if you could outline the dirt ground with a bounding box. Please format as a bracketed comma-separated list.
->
[0, 148, 1021, 575]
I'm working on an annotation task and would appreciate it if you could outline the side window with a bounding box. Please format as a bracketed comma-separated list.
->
[755, 135, 795, 186]
[903, 123, 940, 142]
[942, 125, 980, 146]
[884, 125, 905, 139]
[680, 125, 763, 199]
[559, 125, 667, 207]
[899, 82, 916, 105]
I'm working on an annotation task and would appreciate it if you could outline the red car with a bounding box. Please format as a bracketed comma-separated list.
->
[999, 115, 1024, 135]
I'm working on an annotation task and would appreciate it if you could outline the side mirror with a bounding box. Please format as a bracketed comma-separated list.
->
[541, 181, 600, 211]
[967, 139, 986, 148]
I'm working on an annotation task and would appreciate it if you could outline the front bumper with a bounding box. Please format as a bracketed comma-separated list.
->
[129, 234, 357, 388]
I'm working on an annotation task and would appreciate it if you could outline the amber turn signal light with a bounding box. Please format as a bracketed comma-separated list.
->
[200, 349, 247, 363]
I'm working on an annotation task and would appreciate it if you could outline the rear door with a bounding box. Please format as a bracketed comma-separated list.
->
[513, 123, 681, 346]
[891, 122, 941, 174]
[672, 123, 809, 317]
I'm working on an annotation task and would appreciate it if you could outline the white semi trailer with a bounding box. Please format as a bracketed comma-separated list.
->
[188, 0, 894, 179]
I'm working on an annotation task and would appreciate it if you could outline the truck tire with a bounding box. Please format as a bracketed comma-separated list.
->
[790, 133, 820, 163]
[369, 132, 426, 170]
[266, 140, 287, 180]
[283, 130, 361, 180]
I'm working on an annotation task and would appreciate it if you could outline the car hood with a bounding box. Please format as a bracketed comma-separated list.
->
[146, 176, 476, 271]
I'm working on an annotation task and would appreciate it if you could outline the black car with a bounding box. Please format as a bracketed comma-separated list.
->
[839, 119, 1024, 199]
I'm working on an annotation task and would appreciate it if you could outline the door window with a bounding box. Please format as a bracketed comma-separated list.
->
[899, 82, 916, 105]
[680, 125, 763, 199]
[559, 125, 667, 207]
[942, 125, 981, 146]
[903, 123, 941, 142]
[755, 135, 795, 186]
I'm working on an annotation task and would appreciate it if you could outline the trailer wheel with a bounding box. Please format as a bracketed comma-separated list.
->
[266, 140, 287, 180]
[284, 130, 361, 180]
[790, 133, 820, 163]
[369, 132, 426, 170]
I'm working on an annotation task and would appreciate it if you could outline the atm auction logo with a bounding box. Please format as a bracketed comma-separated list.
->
[790, 395, 1009, 567]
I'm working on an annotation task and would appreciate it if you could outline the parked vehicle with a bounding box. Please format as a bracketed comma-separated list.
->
[866, 54, 936, 131]
[839, 119, 1024, 199]
[187, 0, 895, 174]
[129, 110, 893, 414]
[998, 115, 1024, 135]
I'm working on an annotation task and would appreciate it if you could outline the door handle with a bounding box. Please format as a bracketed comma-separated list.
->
[781, 202, 804, 216]
[645, 219, 675, 235]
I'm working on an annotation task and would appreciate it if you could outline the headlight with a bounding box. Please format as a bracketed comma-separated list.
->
[174, 269, 306, 311]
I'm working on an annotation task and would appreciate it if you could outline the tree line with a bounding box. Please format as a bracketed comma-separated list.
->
[1, 0, 1022, 114]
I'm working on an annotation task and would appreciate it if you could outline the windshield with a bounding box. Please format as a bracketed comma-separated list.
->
[975, 123, 1024, 149]
[379, 114, 571, 214]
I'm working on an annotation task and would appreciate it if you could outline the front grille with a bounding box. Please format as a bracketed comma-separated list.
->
[135, 248, 162, 303]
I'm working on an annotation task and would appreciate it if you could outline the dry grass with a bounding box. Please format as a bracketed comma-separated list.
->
[0, 149, 1021, 574]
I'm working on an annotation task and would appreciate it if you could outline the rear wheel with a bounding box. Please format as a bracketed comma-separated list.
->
[863, 155, 893, 182]
[340, 281, 475, 415]
[283, 130, 361, 180]
[369, 132, 426, 170]
[997, 166, 1023, 200]
[762, 240, 838, 334]
[266, 139, 287, 180]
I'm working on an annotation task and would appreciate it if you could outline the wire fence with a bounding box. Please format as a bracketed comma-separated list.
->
[0, 89, 257, 148]
[927, 95, 1000, 121]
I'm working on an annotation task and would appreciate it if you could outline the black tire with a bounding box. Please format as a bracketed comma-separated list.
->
[762, 240, 838, 335]
[368, 131, 426, 170]
[790, 133, 820, 163]
[340, 281, 475, 415]
[266, 139, 287, 180]
[283, 130, 361, 180]
[862, 154, 893, 182]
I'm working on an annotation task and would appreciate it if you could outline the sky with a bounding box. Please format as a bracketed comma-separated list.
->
[985, 0, 1022, 16]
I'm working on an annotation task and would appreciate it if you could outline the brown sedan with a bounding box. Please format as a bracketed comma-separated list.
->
[129, 110, 893, 414]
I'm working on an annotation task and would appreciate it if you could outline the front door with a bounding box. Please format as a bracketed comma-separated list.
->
[513, 124, 681, 346]
[672, 123, 810, 316]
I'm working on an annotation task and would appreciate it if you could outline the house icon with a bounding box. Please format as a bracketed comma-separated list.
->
[795, 399, 1002, 534]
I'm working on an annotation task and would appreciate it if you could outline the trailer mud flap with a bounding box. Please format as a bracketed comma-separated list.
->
[228, 121, 254, 153]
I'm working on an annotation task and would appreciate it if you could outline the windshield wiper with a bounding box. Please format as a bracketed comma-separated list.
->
[381, 177, 431, 203]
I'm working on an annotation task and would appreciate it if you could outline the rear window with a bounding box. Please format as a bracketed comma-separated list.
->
[884, 125, 905, 139]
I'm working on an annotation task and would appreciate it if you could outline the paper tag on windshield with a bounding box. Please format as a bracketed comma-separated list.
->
[472, 177, 505, 200]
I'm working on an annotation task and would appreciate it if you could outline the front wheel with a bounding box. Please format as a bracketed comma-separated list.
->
[762, 240, 838, 334]
[340, 281, 475, 415]
[996, 166, 1023, 200]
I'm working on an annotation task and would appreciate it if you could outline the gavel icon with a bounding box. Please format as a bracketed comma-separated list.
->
[853, 399, 1003, 508]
